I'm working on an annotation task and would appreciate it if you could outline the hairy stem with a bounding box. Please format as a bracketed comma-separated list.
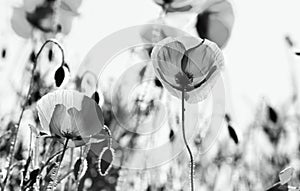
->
[181, 89, 194, 191]
[51, 138, 69, 191]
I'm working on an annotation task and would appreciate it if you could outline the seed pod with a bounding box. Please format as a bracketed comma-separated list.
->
[54, 66, 65, 87]
[97, 147, 114, 176]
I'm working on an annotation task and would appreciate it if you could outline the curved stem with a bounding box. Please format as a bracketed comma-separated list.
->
[2, 39, 65, 189]
[181, 89, 194, 191]
[36, 39, 65, 67]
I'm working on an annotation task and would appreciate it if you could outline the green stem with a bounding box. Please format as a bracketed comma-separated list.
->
[181, 89, 194, 191]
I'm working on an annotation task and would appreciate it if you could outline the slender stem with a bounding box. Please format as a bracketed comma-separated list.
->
[181, 89, 194, 191]
[103, 125, 112, 148]
[51, 138, 69, 191]
[2, 39, 65, 189]
[67, 148, 74, 189]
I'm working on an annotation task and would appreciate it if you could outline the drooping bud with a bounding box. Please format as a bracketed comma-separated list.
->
[97, 147, 114, 176]
[54, 66, 65, 87]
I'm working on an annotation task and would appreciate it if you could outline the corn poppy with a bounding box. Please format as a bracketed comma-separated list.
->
[151, 35, 224, 103]
[36, 90, 106, 147]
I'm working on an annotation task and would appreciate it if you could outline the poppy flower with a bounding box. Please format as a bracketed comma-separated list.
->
[36, 90, 106, 147]
[153, 0, 234, 48]
[151, 35, 224, 103]
[194, 0, 234, 48]
[11, 0, 82, 38]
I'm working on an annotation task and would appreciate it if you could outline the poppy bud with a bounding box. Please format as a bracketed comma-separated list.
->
[285, 36, 294, 48]
[29, 51, 36, 63]
[97, 147, 114, 176]
[91, 91, 100, 104]
[2, 48, 6, 59]
[227, 124, 238, 144]
[54, 66, 65, 87]
[169, 129, 175, 142]
[225, 114, 231, 123]
[48, 48, 53, 61]
[279, 167, 294, 185]
[154, 77, 163, 88]
[73, 158, 88, 180]
[267, 105, 278, 123]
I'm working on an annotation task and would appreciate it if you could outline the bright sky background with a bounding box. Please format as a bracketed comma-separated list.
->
[1, 0, 300, 135]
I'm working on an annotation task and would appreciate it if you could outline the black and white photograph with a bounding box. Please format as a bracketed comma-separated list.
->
[0, 0, 300, 190]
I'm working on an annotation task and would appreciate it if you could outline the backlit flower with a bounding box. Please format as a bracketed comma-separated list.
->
[36, 90, 105, 147]
[194, 0, 234, 48]
[11, 0, 82, 38]
[151, 36, 224, 103]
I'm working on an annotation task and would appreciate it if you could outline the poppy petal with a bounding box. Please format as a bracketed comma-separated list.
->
[185, 38, 224, 79]
[11, 7, 32, 38]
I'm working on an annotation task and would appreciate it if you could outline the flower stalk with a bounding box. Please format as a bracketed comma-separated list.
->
[181, 88, 194, 191]
[51, 138, 69, 191]
[2, 39, 65, 189]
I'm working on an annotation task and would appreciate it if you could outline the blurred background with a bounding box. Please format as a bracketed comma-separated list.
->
[1, 0, 300, 190]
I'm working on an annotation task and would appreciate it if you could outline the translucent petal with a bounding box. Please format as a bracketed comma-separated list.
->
[151, 37, 186, 78]
[11, 7, 32, 39]
[185, 39, 224, 78]
[36, 90, 104, 145]
[195, 0, 234, 48]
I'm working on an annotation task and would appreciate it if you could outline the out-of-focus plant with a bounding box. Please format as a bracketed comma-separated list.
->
[11, 0, 82, 39]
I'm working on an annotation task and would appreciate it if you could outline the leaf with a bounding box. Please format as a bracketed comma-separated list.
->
[91, 91, 100, 104]
[54, 66, 65, 87]
[44, 162, 59, 190]
[23, 168, 40, 189]
[22, 155, 32, 181]
[228, 124, 238, 144]
[267, 105, 278, 123]
[97, 147, 114, 176]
